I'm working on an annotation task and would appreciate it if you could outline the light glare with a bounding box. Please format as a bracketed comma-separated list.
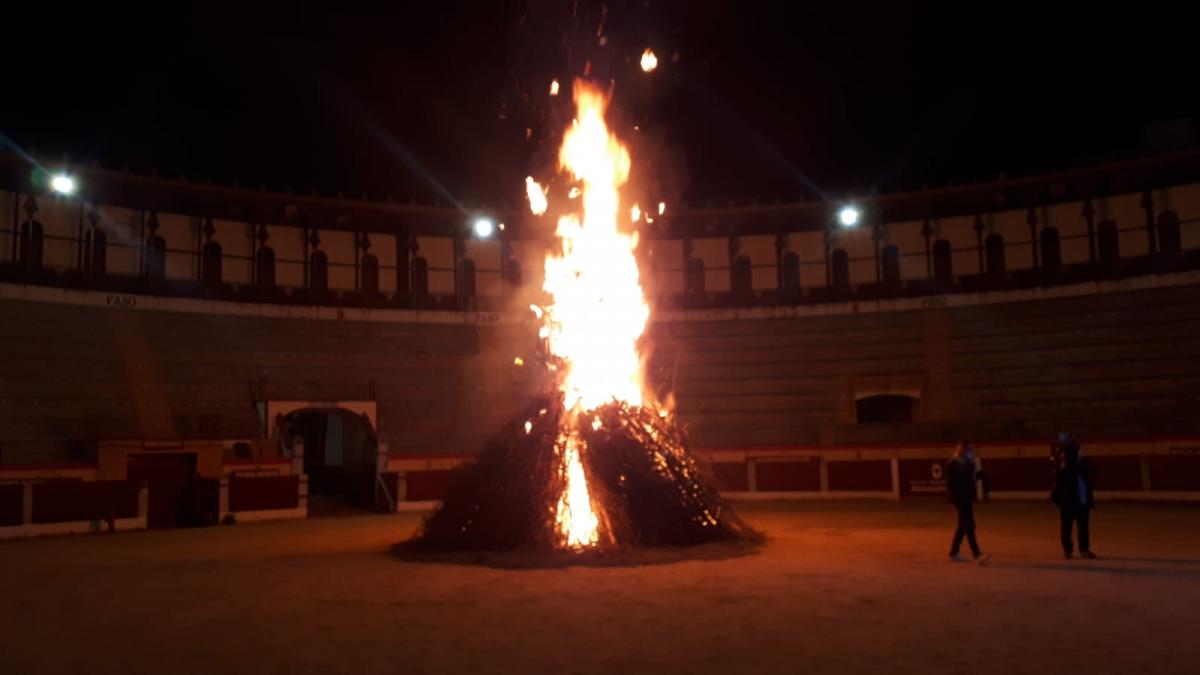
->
[50, 174, 75, 195]
[473, 218, 495, 238]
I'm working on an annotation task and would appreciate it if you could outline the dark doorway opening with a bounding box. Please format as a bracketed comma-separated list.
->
[127, 452, 197, 529]
[281, 409, 378, 510]
[856, 395, 917, 424]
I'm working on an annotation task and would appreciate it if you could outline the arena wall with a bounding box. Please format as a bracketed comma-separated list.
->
[4, 153, 1200, 521]
[3, 152, 1200, 315]
[385, 436, 1200, 508]
[2, 271, 1198, 467]
[652, 272, 1200, 447]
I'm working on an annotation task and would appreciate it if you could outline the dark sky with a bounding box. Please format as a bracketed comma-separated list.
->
[2, 2, 1196, 208]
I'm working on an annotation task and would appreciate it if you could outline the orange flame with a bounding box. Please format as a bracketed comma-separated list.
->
[530, 80, 651, 549]
[544, 82, 648, 412]
[554, 433, 599, 548]
[525, 177, 548, 216]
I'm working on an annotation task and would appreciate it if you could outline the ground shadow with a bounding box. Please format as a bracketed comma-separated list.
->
[997, 561, 1200, 581]
[1096, 556, 1200, 566]
[388, 537, 764, 570]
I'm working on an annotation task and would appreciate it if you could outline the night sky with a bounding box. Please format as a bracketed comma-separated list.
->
[2, 2, 1196, 208]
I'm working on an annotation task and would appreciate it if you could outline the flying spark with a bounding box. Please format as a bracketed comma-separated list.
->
[640, 49, 658, 72]
[525, 177, 548, 215]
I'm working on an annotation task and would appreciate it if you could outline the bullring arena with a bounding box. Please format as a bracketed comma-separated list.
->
[3, 149, 1200, 673]
[3, 504, 1200, 673]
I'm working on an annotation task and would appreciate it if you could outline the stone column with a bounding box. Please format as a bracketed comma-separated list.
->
[890, 457, 901, 500]
[218, 477, 230, 521]
[22, 482, 33, 526]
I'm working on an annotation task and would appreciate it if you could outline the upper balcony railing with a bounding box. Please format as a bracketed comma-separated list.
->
[3, 150, 1200, 313]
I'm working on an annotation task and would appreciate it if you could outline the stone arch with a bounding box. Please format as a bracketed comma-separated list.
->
[1040, 227, 1061, 277]
[256, 246, 276, 290]
[780, 251, 801, 296]
[1157, 210, 1181, 257]
[831, 248, 850, 292]
[932, 239, 953, 287]
[202, 240, 223, 288]
[360, 253, 379, 296]
[730, 254, 753, 297]
[413, 256, 429, 296]
[309, 250, 328, 293]
[985, 233, 1005, 279]
[1097, 219, 1120, 271]
[881, 244, 901, 287]
[685, 257, 705, 295]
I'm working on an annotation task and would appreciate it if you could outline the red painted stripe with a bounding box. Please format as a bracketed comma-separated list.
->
[0, 461, 99, 471]
[387, 452, 479, 461]
[384, 436, 1200, 464]
[704, 442, 957, 453]
[705, 436, 1200, 453]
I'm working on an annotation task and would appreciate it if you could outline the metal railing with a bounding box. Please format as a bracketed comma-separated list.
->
[1, 219, 1197, 312]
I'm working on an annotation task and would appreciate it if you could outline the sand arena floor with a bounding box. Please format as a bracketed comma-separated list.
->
[3, 501, 1199, 674]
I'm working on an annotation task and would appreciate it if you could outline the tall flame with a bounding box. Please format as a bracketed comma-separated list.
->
[533, 80, 650, 549]
[544, 83, 649, 412]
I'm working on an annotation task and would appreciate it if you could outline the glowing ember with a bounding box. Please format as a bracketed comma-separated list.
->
[640, 48, 658, 72]
[657, 201, 666, 215]
[513, 356, 524, 366]
[549, 79, 560, 96]
[554, 433, 599, 548]
[525, 177, 548, 215]
[630, 204, 641, 223]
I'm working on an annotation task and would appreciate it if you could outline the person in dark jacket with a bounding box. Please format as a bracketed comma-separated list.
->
[947, 442, 989, 563]
[1052, 439, 1097, 559]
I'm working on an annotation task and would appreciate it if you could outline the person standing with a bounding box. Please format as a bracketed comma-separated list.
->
[1052, 439, 1097, 559]
[947, 442, 989, 563]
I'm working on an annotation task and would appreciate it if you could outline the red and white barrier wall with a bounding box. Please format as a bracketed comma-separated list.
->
[220, 457, 308, 523]
[383, 437, 1200, 508]
[0, 451, 308, 540]
[5, 437, 1195, 538]
[0, 463, 149, 538]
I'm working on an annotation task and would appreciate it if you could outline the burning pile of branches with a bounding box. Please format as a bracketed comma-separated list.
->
[406, 393, 758, 553]
[404, 79, 758, 556]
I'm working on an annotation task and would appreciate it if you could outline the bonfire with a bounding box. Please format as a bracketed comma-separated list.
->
[407, 80, 756, 553]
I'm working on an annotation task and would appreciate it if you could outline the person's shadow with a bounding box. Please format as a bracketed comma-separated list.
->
[1096, 556, 1200, 566]
[999, 557, 1200, 580]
